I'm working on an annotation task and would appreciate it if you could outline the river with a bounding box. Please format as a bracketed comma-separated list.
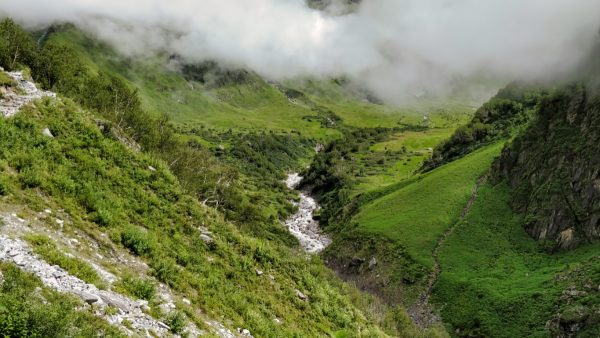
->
[284, 173, 331, 254]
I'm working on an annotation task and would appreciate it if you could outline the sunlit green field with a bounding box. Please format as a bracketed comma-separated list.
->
[434, 183, 600, 337]
[353, 142, 504, 267]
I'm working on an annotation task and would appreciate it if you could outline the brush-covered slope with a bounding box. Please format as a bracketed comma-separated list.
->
[0, 88, 394, 337]
[0, 17, 440, 337]
[421, 83, 545, 171]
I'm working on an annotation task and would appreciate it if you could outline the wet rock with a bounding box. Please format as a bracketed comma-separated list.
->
[349, 257, 365, 267]
[284, 174, 331, 253]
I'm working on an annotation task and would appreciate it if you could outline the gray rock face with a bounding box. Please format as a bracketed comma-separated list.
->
[79, 291, 99, 304]
[493, 85, 600, 249]
[0, 235, 170, 336]
[295, 289, 308, 301]
[42, 128, 54, 138]
[0, 71, 56, 118]
[368, 257, 378, 270]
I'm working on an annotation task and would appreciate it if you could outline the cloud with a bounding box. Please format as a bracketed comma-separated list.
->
[1, 0, 600, 104]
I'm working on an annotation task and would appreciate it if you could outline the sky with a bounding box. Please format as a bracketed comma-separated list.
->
[1, 0, 600, 103]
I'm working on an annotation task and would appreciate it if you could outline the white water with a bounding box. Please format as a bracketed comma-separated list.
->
[285, 173, 331, 254]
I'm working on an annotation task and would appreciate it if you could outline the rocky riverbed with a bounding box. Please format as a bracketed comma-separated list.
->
[285, 173, 331, 254]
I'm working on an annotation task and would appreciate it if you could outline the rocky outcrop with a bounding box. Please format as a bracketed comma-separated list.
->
[0, 69, 56, 117]
[492, 84, 600, 249]
[0, 235, 172, 336]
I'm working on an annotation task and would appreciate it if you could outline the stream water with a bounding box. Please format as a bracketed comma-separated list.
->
[284, 173, 331, 254]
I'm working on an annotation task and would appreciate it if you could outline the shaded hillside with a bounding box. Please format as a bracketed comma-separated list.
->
[492, 82, 600, 249]
[490, 37, 600, 250]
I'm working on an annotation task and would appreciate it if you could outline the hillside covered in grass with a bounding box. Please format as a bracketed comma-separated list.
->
[0, 17, 454, 337]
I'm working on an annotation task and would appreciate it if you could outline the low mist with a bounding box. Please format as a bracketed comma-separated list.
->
[1, 0, 600, 104]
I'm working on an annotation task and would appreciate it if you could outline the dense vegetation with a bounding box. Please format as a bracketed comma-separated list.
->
[0, 17, 448, 337]
[422, 84, 546, 171]
[0, 18, 309, 244]
[434, 183, 600, 337]
[0, 82, 393, 336]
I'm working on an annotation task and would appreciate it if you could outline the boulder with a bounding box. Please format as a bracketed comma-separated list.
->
[42, 128, 54, 138]
[295, 289, 308, 301]
[79, 291, 100, 305]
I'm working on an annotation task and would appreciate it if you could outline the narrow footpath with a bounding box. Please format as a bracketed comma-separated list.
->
[409, 175, 487, 328]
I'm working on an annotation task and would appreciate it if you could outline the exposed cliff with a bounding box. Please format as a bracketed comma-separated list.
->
[492, 82, 600, 249]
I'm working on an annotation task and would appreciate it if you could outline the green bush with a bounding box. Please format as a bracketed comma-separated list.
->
[0, 177, 10, 196]
[115, 275, 156, 301]
[165, 311, 187, 334]
[121, 226, 154, 256]
[18, 167, 44, 188]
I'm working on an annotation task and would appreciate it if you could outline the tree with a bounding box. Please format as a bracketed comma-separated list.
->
[0, 18, 37, 70]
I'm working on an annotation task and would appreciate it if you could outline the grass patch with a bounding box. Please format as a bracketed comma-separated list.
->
[354, 142, 504, 267]
[433, 183, 600, 337]
[0, 71, 15, 87]
[114, 274, 156, 301]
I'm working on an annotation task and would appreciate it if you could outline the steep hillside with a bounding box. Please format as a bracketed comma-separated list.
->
[492, 80, 600, 249]
[422, 83, 546, 171]
[0, 18, 447, 337]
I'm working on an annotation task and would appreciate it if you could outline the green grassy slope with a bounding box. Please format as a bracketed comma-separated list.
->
[0, 97, 394, 336]
[354, 142, 504, 267]
[434, 183, 600, 337]
[46, 26, 478, 142]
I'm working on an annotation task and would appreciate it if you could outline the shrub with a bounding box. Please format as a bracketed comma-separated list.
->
[0, 262, 124, 337]
[115, 275, 156, 301]
[0, 178, 10, 196]
[18, 167, 43, 188]
[165, 311, 187, 334]
[121, 226, 154, 256]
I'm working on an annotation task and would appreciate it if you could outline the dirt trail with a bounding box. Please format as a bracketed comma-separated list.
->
[409, 175, 487, 328]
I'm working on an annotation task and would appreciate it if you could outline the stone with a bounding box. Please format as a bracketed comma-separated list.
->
[148, 166, 156, 171]
[255, 269, 263, 276]
[13, 254, 27, 266]
[295, 289, 308, 301]
[349, 257, 365, 267]
[79, 291, 100, 304]
[368, 257, 378, 270]
[182, 298, 191, 305]
[200, 233, 213, 243]
[42, 128, 54, 138]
